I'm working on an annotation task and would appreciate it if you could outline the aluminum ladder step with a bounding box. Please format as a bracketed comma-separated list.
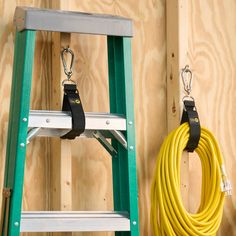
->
[28, 110, 126, 137]
[14, 6, 133, 37]
[20, 211, 130, 232]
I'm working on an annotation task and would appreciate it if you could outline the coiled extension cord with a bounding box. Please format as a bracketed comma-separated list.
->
[151, 123, 232, 236]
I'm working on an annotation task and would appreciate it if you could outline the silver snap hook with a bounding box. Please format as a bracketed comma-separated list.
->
[181, 65, 193, 96]
[61, 47, 75, 82]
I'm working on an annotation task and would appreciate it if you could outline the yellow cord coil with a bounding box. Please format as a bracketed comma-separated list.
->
[151, 123, 231, 236]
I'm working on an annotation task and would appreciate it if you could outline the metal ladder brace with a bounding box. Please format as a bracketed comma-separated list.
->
[1, 7, 140, 236]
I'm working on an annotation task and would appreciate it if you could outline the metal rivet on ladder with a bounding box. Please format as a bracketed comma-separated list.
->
[22, 118, 27, 122]
[129, 146, 134, 150]
[106, 120, 110, 125]
[128, 121, 133, 125]
[132, 221, 137, 225]
[14, 221, 19, 227]
[20, 143, 25, 148]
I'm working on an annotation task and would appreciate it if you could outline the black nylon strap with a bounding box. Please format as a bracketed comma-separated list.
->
[61, 84, 85, 139]
[181, 100, 200, 152]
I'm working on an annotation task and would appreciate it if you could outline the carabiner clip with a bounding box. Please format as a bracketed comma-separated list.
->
[181, 65, 193, 96]
[61, 47, 74, 81]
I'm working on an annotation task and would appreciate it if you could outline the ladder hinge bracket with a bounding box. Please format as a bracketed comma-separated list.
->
[1, 188, 12, 236]
[3, 188, 11, 198]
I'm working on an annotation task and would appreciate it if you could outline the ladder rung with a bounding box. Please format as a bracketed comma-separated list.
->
[14, 7, 133, 37]
[20, 211, 130, 232]
[28, 110, 126, 137]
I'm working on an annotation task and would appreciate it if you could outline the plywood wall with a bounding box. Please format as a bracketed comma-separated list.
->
[0, 1, 235, 236]
[188, 1, 236, 235]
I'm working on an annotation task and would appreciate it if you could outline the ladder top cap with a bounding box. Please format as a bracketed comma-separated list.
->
[14, 6, 133, 37]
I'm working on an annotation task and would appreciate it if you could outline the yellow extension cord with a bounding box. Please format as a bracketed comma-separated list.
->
[151, 122, 231, 236]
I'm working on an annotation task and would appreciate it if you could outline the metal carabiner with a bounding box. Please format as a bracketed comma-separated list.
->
[61, 47, 74, 81]
[181, 65, 193, 96]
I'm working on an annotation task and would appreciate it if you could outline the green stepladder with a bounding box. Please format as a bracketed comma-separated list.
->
[1, 7, 140, 236]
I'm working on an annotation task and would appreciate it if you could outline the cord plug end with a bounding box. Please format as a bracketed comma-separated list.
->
[221, 179, 232, 196]
[220, 165, 232, 196]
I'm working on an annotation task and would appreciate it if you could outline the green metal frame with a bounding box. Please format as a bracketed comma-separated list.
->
[108, 36, 140, 236]
[1, 30, 139, 236]
[2, 30, 36, 236]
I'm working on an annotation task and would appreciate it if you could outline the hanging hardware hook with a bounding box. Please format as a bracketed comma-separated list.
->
[61, 47, 76, 85]
[181, 65, 193, 96]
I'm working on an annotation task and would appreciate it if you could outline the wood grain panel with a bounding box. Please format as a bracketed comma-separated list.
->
[131, 2, 166, 235]
[0, 0, 15, 223]
[166, 0, 190, 211]
[22, 0, 51, 222]
[49, 22, 73, 236]
[188, 0, 236, 235]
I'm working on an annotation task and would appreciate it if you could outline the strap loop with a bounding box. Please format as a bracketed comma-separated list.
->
[181, 99, 200, 152]
[61, 84, 85, 139]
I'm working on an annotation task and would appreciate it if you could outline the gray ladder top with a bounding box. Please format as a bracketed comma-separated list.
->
[14, 6, 133, 37]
